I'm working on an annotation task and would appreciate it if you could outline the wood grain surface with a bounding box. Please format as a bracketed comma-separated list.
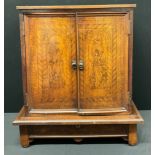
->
[16, 4, 136, 10]
[23, 12, 130, 114]
[13, 5, 144, 147]
[25, 15, 77, 110]
[78, 14, 129, 112]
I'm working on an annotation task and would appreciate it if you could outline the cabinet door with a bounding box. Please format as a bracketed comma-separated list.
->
[78, 14, 129, 114]
[24, 15, 77, 111]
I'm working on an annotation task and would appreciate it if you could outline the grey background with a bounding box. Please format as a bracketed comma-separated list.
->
[4, 0, 151, 112]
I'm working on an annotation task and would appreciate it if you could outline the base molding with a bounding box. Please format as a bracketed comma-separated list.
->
[13, 102, 143, 147]
[19, 124, 137, 147]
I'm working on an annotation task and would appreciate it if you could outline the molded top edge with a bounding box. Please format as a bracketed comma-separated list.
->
[16, 4, 136, 10]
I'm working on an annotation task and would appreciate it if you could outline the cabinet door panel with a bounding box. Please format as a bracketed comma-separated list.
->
[25, 15, 77, 110]
[78, 15, 129, 113]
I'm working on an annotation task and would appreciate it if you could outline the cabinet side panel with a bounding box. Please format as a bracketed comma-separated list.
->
[19, 14, 27, 104]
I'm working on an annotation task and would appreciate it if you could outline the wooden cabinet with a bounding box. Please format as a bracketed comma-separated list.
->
[13, 4, 144, 147]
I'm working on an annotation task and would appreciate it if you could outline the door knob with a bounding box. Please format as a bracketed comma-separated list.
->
[72, 60, 77, 69]
[79, 60, 84, 70]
